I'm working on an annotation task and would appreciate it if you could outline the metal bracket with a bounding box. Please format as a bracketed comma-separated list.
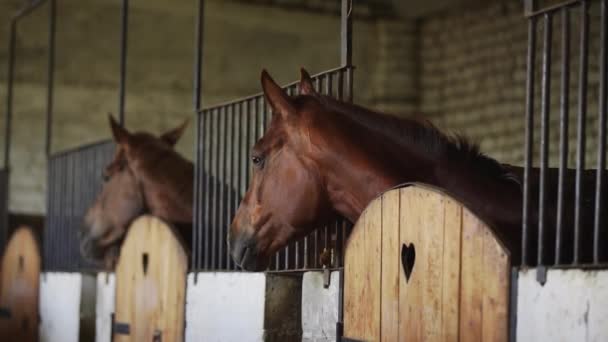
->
[0, 307, 11, 319]
[323, 267, 331, 288]
[536, 265, 547, 286]
[113, 321, 130, 335]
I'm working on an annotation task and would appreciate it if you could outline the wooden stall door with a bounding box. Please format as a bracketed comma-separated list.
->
[0, 227, 40, 342]
[344, 186, 510, 342]
[114, 215, 187, 342]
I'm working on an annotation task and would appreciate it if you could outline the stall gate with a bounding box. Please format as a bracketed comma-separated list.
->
[113, 215, 187, 342]
[344, 185, 511, 342]
[0, 227, 40, 342]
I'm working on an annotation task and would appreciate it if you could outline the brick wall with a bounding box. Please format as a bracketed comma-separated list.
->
[419, 0, 604, 168]
[0, 0, 383, 214]
[2, 0, 603, 215]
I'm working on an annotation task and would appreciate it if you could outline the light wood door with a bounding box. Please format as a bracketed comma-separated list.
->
[114, 215, 187, 342]
[0, 226, 40, 342]
[344, 186, 510, 342]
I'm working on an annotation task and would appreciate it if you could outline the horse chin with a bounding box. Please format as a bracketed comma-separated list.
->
[239, 252, 270, 272]
[80, 236, 105, 262]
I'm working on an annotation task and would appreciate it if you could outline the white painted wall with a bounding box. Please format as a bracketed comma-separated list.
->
[185, 272, 267, 342]
[301, 271, 340, 342]
[96, 273, 116, 342]
[39, 272, 82, 342]
[517, 269, 608, 342]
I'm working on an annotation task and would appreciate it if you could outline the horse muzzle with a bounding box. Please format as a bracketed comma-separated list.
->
[229, 234, 266, 272]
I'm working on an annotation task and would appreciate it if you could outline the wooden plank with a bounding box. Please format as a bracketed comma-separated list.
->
[344, 197, 382, 341]
[114, 215, 187, 342]
[399, 187, 424, 341]
[441, 196, 462, 342]
[459, 208, 485, 342]
[0, 227, 40, 342]
[481, 229, 510, 342]
[380, 190, 400, 342]
[421, 190, 445, 342]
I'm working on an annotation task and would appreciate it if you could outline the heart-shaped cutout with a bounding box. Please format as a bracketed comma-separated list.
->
[401, 242, 416, 283]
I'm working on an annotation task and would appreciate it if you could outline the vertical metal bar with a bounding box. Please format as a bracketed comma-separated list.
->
[218, 107, 226, 269]
[193, 0, 205, 112]
[556, 7, 570, 265]
[314, 229, 319, 268]
[232, 103, 240, 270]
[203, 110, 211, 269]
[193, 111, 201, 269]
[325, 73, 333, 97]
[337, 70, 344, 101]
[225, 105, 233, 270]
[118, 0, 129, 125]
[46, 0, 56, 157]
[538, 13, 552, 266]
[211, 109, 219, 269]
[192, 0, 206, 270]
[595, 0, 608, 263]
[522, 14, 537, 267]
[574, 0, 589, 265]
[340, 0, 352, 67]
[4, 21, 16, 169]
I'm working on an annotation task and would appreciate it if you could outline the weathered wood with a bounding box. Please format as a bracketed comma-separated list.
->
[460, 209, 485, 342]
[344, 197, 382, 341]
[441, 197, 462, 342]
[380, 190, 400, 342]
[0, 226, 40, 342]
[114, 215, 187, 342]
[344, 185, 510, 342]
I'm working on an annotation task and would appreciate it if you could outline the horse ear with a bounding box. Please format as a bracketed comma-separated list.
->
[261, 69, 295, 119]
[108, 114, 131, 145]
[299, 68, 316, 95]
[160, 119, 189, 147]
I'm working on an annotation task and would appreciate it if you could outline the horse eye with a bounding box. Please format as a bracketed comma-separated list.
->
[251, 155, 264, 167]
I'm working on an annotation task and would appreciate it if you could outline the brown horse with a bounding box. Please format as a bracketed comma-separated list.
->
[80, 116, 193, 269]
[229, 68, 606, 271]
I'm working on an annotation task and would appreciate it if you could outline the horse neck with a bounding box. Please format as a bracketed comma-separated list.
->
[317, 106, 522, 253]
[134, 149, 194, 224]
[317, 115, 438, 223]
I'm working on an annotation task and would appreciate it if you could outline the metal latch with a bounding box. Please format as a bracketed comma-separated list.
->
[113, 321, 130, 335]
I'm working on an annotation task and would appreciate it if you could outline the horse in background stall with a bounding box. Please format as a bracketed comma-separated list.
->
[229, 68, 607, 271]
[80, 116, 193, 270]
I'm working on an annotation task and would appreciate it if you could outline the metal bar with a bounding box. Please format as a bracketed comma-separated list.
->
[226, 105, 234, 270]
[522, 15, 537, 266]
[4, 22, 16, 169]
[341, 0, 353, 67]
[197, 66, 350, 113]
[203, 111, 211, 269]
[231, 103, 240, 270]
[556, 7, 570, 265]
[538, 13, 553, 266]
[525, 0, 582, 18]
[193, 0, 205, 112]
[118, 0, 129, 125]
[574, 0, 589, 264]
[193, 111, 201, 269]
[595, 0, 608, 263]
[211, 109, 219, 269]
[219, 107, 227, 269]
[46, 0, 56, 157]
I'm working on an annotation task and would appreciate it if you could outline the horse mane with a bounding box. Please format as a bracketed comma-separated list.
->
[310, 94, 514, 182]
